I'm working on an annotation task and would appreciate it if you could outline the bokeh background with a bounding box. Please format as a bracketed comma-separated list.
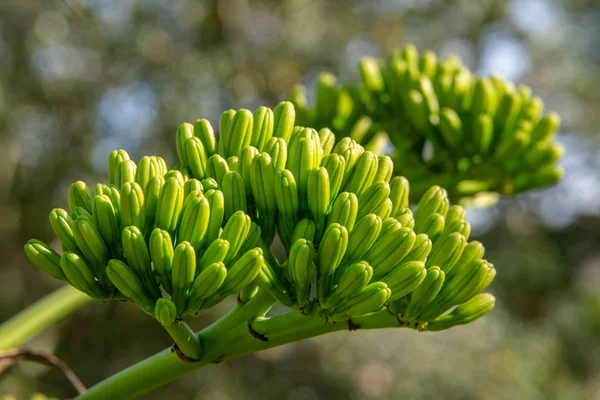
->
[1, 0, 599, 398]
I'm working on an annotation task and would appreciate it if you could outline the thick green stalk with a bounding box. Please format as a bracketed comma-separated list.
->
[0, 285, 92, 350]
[164, 321, 202, 360]
[77, 303, 401, 399]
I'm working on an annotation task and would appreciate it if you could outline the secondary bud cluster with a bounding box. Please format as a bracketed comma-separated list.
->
[290, 44, 564, 205]
[26, 101, 496, 331]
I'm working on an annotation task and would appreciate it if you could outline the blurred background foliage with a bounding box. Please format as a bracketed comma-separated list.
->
[0, 0, 599, 398]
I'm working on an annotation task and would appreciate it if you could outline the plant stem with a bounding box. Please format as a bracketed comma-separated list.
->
[164, 321, 202, 360]
[0, 285, 92, 350]
[77, 304, 402, 399]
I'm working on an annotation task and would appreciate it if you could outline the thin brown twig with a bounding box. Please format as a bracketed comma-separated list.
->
[0, 348, 86, 395]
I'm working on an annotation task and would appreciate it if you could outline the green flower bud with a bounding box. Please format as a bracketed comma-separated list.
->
[155, 298, 177, 326]
[136, 156, 163, 190]
[402, 266, 445, 321]
[122, 226, 161, 298]
[25, 239, 67, 281]
[72, 216, 109, 278]
[413, 186, 449, 225]
[255, 257, 295, 307]
[288, 239, 316, 308]
[222, 171, 247, 220]
[149, 228, 174, 294]
[360, 57, 385, 94]
[395, 208, 415, 229]
[273, 101, 296, 143]
[317, 223, 348, 302]
[319, 128, 335, 157]
[530, 112, 560, 144]
[227, 156, 240, 173]
[343, 213, 382, 266]
[177, 192, 210, 251]
[307, 167, 331, 235]
[264, 137, 287, 171]
[203, 189, 225, 245]
[357, 181, 390, 221]
[68, 181, 93, 214]
[314, 72, 339, 127]
[291, 218, 316, 244]
[366, 223, 416, 281]
[220, 210, 251, 264]
[194, 119, 217, 157]
[321, 153, 346, 202]
[343, 151, 378, 196]
[252, 106, 274, 151]
[114, 160, 137, 190]
[171, 241, 196, 313]
[92, 195, 119, 253]
[438, 107, 463, 149]
[164, 168, 186, 186]
[419, 50, 438, 79]
[144, 176, 164, 232]
[71, 206, 92, 220]
[106, 259, 155, 315]
[108, 150, 130, 186]
[206, 154, 230, 186]
[274, 169, 300, 219]
[332, 137, 363, 173]
[187, 262, 228, 312]
[426, 293, 495, 331]
[218, 109, 236, 156]
[329, 282, 391, 321]
[239, 146, 259, 194]
[373, 156, 393, 183]
[225, 109, 254, 158]
[381, 261, 427, 302]
[121, 182, 146, 233]
[201, 177, 219, 192]
[471, 78, 497, 118]
[427, 232, 467, 273]
[442, 217, 471, 240]
[322, 261, 373, 309]
[219, 248, 264, 295]
[176, 123, 195, 166]
[389, 176, 410, 216]
[472, 113, 493, 154]
[250, 153, 277, 243]
[49, 208, 78, 253]
[288, 128, 321, 200]
[327, 192, 358, 232]
[401, 233, 432, 264]
[183, 179, 203, 199]
[415, 212, 445, 242]
[184, 137, 208, 180]
[198, 239, 229, 273]
[61, 252, 109, 299]
[155, 177, 184, 235]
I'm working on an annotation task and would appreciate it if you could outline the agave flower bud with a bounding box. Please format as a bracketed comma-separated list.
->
[61, 252, 109, 299]
[288, 239, 316, 308]
[291, 218, 316, 244]
[365, 223, 416, 281]
[250, 153, 277, 243]
[71, 206, 92, 220]
[198, 239, 229, 273]
[389, 176, 410, 217]
[426, 293, 495, 331]
[418, 259, 496, 321]
[219, 248, 264, 295]
[92, 195, 119, 253]
[426, 232, 467, 273]
[202, 189, 224, 245]
[49, 208, 78, 252]
[220, 210, 251, 264]
[357, 181, 390, 221]
[342, 214, 382, 266]
[288, 128, 320, 200]
[442, 218, 471, 240]
[224, 109, 254, 158]
[264, 137, 287, 171]
[317, 223, 348, 302]
[155, 298, 177, 326]
[273, 101, 296, 143]
[438, 107, 463, 149]
[402, 266, 445, 321]
[415, 212, 445, 242]
[450, 240, 485, 278]
[381, 261, 427, 302]
[171, 241, 196, 313]
[322, 261, 373, 309]
[194, 119, 217, 157]
[184, 137, 208, 180]
[321, 153, 346, 202]
[121, 182, 146, 233]
[472, 113, 493, 154]
[201, 178, 219, 192]
[164, 169, 186, 186]
[144, 176, 164, 232]
[108, 150, 130, 185]
[71, 216, 109, 278]
[114, 160, 137, 190]
[471, 78, 497, 118]
[155, 177, 184, 235]
[218, 109, 236, 155]
[319, 128, 335, 157]
[136, 156, 163, 190]
[374, 156, 393, 183]
[176, 123, 195, 166]
[274, 169, 300, 219]
[68, 181, 93, 214]
[530, 112, 560, 144]
[401, 233, 432, 264]
[106, 259, 155, 315]
[187, 261, 228, 312]
[343, 151, 378, 196]
[25, 240, 67, 281]
[122, 226, 161, 298]
[149, 228, 174, 293]
[329, 282, 391, 321]
[307, 167, 331, 235]
[413, 186, 449, 224]
[206, 154, 230, 186]
[327, 192, 358, 231]
[177, 192, 210, 251]
[394, 209, 414, 230]
[222, 171, 247, 220]
[360, 57, 385, 94]
[227, 156, 240, 173]
[183, 178, 203, 198]
[255, 257, 295, 307]
[251, 106, 274, 151]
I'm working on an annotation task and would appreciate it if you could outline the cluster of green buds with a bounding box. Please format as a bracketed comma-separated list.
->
[25, 101, 495, 332]
[290, 44, 564, 205]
